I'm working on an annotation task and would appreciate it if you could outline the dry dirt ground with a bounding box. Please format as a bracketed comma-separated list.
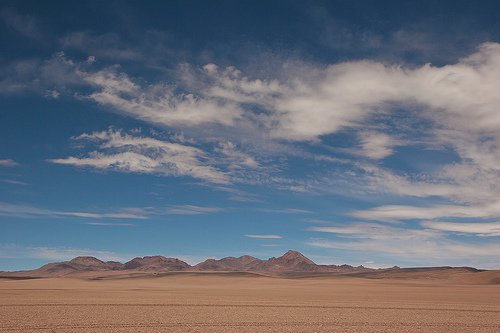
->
[1, 273, 499, 332]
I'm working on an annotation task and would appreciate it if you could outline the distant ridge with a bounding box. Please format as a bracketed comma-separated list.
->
[0, 250, 371, 278]
[1, 250, 497, 284]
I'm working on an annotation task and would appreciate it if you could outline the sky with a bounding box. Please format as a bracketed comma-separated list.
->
[1, 0, 500, 271]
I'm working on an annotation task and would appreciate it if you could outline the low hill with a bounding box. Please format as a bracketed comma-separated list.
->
[344, 266, 500, 284]
[123, 256, 191, 272]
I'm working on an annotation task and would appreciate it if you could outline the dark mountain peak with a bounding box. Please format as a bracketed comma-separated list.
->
[239, 255, 256, 259]
[69, 256, 106, 266]
[247, 251, 319, 273]
[280, 250, 316, 265]
[194, 255, 262, 271]
[237, 255, 260, 264]
[124, 256, 191, 271]
[138, 255, 169, 261]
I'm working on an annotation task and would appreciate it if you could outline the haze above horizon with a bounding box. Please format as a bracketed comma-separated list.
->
[1, 0, 500, 271]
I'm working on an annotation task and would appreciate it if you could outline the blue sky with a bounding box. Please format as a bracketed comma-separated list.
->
[1, 0, 500, 271]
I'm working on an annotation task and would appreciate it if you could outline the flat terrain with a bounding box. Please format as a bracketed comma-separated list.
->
[1, 273, 499, 332]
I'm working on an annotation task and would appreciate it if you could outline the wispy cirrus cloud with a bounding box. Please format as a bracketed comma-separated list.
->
[83, 66, 244, 128]
[257, 208, 312, 214]
[356, 131, 403, 160]
[85, 222, 134, 226]
[421, 221, 500, 237]
[0, 159, 19, 167]
[0, 202, 148, 219]
[351, 200, 500, 223]
[1, 179, 31, 185]
[212, 185, 262, 202]
[49, 128, 230, 184]
[48, 128, 306, 191]
[163, 205, 224, 215]
[245, 234, 283, 239]
[62, 212, 147, 219]
[0, 202, 224, 219]
[309, 222, 441, 240]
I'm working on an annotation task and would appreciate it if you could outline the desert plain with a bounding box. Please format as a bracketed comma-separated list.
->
[1, 271, 499, 332]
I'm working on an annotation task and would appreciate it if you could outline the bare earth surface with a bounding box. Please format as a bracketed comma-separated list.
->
[1, 273, 499, 332]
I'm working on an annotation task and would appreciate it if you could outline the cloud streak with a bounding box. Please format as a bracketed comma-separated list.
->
[0, 202, 148, 219]
[163, 205, 224, 215]
[351, 200, 500, 223]
[0, 159, 19, 167]
[309, 222, 441, 240]
[421, 221, 500, 237]
[1, 179, 30, 186]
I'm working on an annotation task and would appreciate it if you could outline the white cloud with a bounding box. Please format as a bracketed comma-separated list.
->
[245, 235, 283, 239]
[357, 131, 401, 159]
[0, 159, 19, 167]
[309, 222, 441, 240]
[421, 221, 500, 237]
[215, 141, 260, 169]
[85, 222, 134, 226]
[169, 42, 500, 167]
[51, 129, 303, 190]
[1, 179, 30, 185]
[258, 208, 312, 214]
[50, 129, 230, 184]
[83, 67, 244, 127]
[163, 205, 224, 215]
[288, 185, 310, 192]
[62, 212, 148, 219]
[356, 162, 496, 205]
[0, 202, 55, 218]
[351, 200, 500, 223]
[0, 202, 148, 219]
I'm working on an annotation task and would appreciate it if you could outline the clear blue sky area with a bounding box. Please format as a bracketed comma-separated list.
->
[1, 0, 500, 270]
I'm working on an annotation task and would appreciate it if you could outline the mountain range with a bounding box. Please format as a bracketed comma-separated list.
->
[3, 250, 498, 284]
[0, 250, 373, 278]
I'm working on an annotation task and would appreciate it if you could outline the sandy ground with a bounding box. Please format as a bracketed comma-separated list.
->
[1, 273, 499, 332]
